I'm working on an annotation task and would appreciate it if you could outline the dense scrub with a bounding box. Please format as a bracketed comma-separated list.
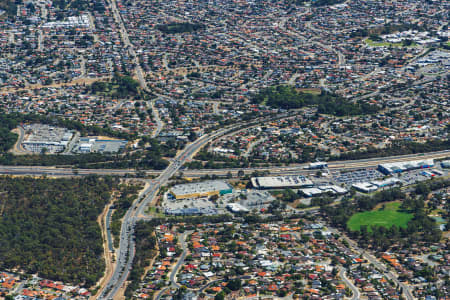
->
[0, 175, 119, 286]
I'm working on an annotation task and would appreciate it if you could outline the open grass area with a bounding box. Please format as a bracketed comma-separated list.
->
[347, 202, 413, 232]
[364, 38, 417, 48]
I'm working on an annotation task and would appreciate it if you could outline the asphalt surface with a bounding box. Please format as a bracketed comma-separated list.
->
[106, 207, 114, 253]
[0, 149, 448, 178]
[169, 231, 190, 288]
[329, 227, 414, 300]
[338, 267, 360, 300]
[100, 126, 244, 299]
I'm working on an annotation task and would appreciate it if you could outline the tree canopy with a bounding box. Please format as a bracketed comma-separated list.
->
[251, 85, 379, 116]
[0, 175, 119, 287]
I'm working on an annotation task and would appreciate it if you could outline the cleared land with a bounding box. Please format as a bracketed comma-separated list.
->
[347, 202, 413, 231]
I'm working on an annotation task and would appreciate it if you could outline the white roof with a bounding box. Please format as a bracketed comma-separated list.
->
[227, 203, 249, 212]
[171, 180, 232, 196]
[352, 182, 377, 192]
[252, 175, 313, 188]
[300, 188, 323, 197]
[379, 159, 434, 173]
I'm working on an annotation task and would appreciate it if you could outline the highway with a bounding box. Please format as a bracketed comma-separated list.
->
[0, 149, 448, 178]
[100, 125, 245, 299]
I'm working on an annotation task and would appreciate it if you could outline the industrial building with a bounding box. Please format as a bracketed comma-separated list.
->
[170, 180, 233, 200]
[251, 175, 313, 189]
[22, 124, 74, 153]
[378, 159, 434, 175]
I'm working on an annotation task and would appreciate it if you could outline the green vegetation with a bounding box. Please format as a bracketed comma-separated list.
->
[0, 114, 19, 153]
[0, 175, 119, 286]
[110, 184, 142, 248]
[0, 112, 134, 144]
[252, 85, 379, 116]
[364, 38, 417, 48]
[323, 186, 442, 250]
[350, 23, 424, 38]
[332, 139, 450, 161]
[125, 222, 157, 298]
[0, 0, 17, 18]
[310, 0, 345, 6]
[347, 202, 413, 231]
[91, 74, 141, 99]
[0, 113, 170, 169]
[156, 22, 205, 34]
[285, 0, 345, 6]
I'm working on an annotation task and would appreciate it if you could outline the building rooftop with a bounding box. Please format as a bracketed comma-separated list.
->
[171, 180, 232, 196]
[379, 159, 434, 174]
[251, 175, 313, 189]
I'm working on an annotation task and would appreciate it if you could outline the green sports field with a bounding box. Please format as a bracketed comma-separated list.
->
[347, 202, 413, 232]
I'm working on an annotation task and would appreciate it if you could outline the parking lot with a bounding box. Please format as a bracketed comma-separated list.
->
[162, 194, 220, 215]
[334, 168, 383, 186]
[395, 168, 447, 185]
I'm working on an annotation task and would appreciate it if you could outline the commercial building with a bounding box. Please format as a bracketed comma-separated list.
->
[75, 138, 128, 153]
[441, 160, 450, 168]
[170, 180, 233, 200]
[371, 178, 402, 188]
[251, 175, 313, 189]
[300, 185, 348, 197]
[378, 159, 434, 175]
[352, 178, 402, 193]
[22, 124, 74, 153]
[352, 182, 378, 193]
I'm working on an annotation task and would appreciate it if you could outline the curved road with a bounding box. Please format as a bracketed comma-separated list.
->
[338, 267, 360, 300]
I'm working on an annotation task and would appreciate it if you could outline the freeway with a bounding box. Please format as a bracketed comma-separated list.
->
[100, 125, 245, 299]
[0, 149, 448, 178]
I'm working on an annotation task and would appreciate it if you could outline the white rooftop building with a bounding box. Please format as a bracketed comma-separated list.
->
[251, 175, 313, 189]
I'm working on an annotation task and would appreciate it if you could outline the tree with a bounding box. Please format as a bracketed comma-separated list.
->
[215, 291, 225, 300]
[227, 278, 242, 291]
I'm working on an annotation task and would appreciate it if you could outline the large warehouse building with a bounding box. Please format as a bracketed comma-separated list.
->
[378, 159, 434, 174]
[170, 180, 233, 200]
[251, 175, 313, 189]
